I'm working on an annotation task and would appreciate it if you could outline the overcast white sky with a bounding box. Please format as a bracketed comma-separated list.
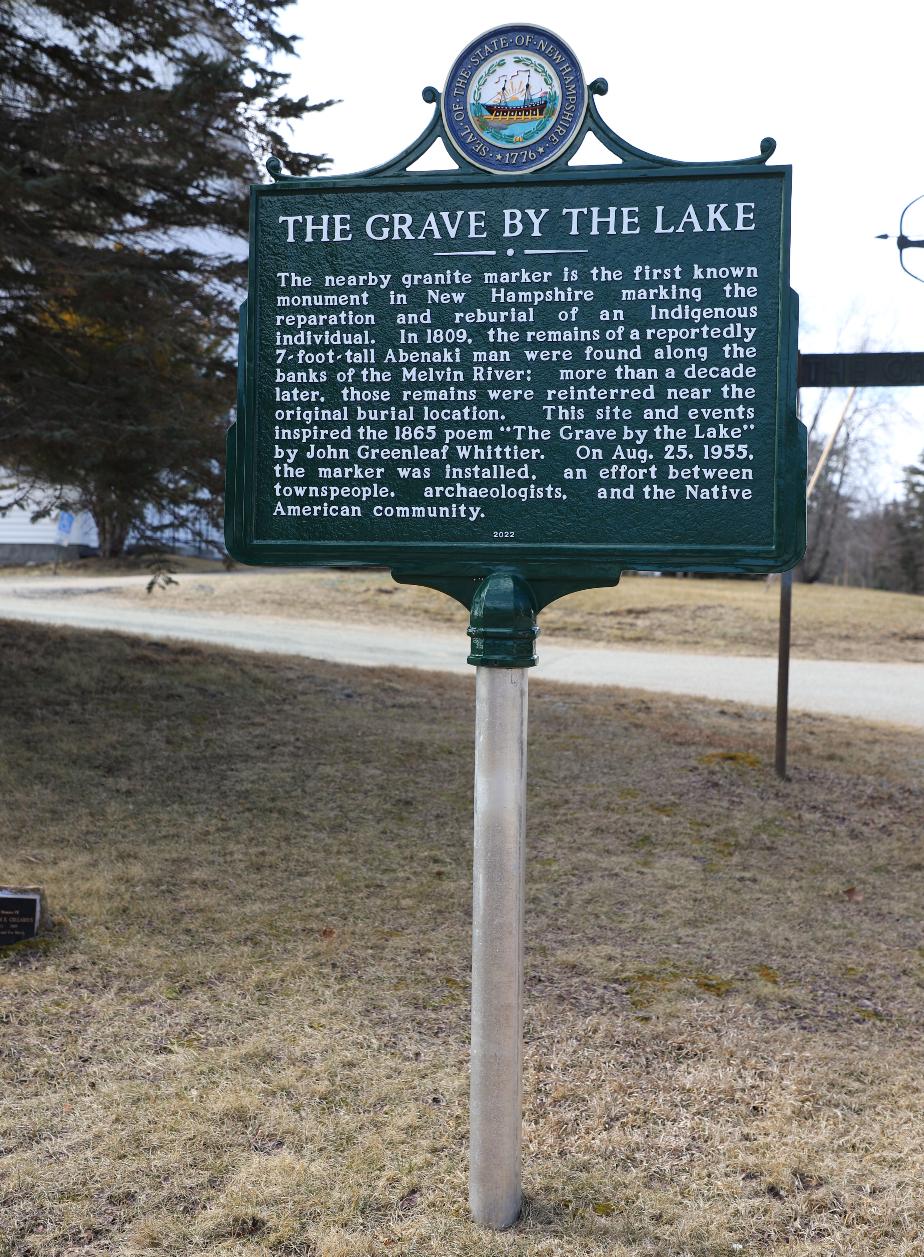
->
[281, 1, 923, 493]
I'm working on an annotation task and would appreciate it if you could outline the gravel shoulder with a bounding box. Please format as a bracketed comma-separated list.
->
[6, 565, 921, 663]
[0, 576, 921, 727]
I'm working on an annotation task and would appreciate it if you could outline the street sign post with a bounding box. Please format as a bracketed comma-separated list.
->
[798, 352, 924, 388]
[225, 23, 806, 1229]
[774, 354, 924, 779]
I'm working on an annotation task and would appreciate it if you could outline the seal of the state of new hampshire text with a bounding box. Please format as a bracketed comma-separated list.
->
[442, 24, 587, 174]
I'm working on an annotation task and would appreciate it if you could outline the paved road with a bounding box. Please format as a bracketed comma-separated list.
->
[1, 577, 921, 727]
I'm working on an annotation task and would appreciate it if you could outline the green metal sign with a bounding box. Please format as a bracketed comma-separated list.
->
[225, 33, 805, 646]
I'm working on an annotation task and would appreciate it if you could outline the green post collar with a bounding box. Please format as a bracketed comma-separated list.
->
[466, 570, 539, 669]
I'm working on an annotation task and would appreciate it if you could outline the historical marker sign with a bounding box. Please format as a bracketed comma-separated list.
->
[225, 32, 804, 585]
[224, 25, 807, 1232]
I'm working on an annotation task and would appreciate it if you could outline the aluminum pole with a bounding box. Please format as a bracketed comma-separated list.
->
[469, 665, 527, 1229]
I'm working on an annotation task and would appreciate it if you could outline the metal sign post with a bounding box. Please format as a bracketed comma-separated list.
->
[466, 571, 537, 1227]
[225, 22, 805, 1230]
[775, 382, 854, 779]
[774, 567, 793, 778]
[776, 358, 924, 778]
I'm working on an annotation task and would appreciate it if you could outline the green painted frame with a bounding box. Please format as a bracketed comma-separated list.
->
[225, 81, 805, 628]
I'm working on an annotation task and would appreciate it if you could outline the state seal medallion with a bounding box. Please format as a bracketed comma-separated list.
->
[442, 24, 587, 174]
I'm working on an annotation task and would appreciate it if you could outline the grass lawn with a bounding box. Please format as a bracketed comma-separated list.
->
[1, 621, 922, 1256]
[58, 566, 924, 664]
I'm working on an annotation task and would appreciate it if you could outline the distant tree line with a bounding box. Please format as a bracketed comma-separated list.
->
[803, 451, 923, 594]
[0, 0, 332, 555]
[800, 387, 923, 594]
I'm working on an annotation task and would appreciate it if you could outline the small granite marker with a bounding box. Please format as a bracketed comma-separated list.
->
[0, 886, 44, 946]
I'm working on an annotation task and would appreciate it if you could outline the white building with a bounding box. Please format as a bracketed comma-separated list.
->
[0, 483, 222, 565]
[0, 484, 98, 564]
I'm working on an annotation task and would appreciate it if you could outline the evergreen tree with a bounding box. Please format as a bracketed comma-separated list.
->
[887, 455, 924, 594]
[0, 0, 331, 554]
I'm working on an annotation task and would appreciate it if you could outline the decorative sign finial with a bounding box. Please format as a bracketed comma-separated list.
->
[442, 25, 587, 173]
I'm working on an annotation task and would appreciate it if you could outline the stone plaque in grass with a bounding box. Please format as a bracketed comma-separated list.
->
[0, 886, 44, 947]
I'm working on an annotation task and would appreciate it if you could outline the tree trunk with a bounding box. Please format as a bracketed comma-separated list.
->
[90, 498, 134, 558]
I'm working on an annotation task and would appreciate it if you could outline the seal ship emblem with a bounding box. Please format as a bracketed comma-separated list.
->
[443, 25, 587, 174]
[473, 58, 557, 141]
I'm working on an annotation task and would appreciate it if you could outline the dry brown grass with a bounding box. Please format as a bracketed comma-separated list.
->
[0, 556, 225, 580]
[0, 621, 922, 1256]
[78, 568, 924, 663]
